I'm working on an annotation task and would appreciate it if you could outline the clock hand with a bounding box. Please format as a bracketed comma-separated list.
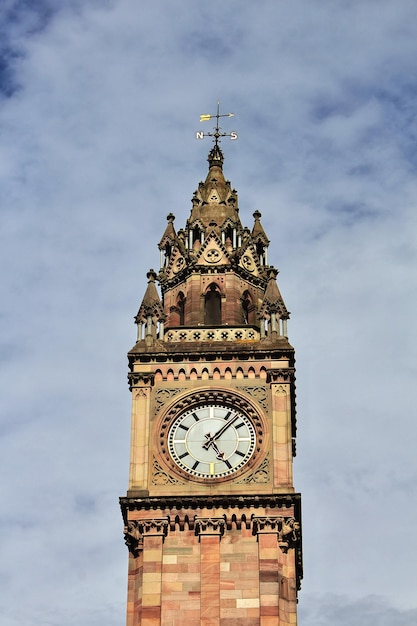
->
[203, 413, 240, 450]
[210, 440, 225, 460]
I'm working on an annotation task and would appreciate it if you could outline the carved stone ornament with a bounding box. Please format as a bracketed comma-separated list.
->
[128, 372, 155, 391]
[266, 368, 295, 384]
[195, 516, 226, 537]
[173, 256, 185, 274]
[241, 254, 255, 272]
[123, 517, 170, 554]
[252, 515, 300, 553]
[203, 248, 221, 264]
[123, 521, 144, 557]
[154, 388, 187, 414]
[238, 385, 268, 409]
[236, 455, 270, 484]
[151, 456, 184, 486]
[138, 518, 169, 537]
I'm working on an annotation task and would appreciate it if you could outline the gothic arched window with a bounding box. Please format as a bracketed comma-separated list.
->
[204, 283, 222, 325]
[177, 292, 186, 326]
[164, 242, 172, 267]
[242, 290, 256, 325]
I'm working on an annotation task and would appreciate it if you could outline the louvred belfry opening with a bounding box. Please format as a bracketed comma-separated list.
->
[121, 133, 302, 626]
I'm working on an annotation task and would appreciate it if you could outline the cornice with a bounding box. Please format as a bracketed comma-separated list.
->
[120, 492, 303, 589]
[120, 493, 301, 522]
[128, 340, 295, 363]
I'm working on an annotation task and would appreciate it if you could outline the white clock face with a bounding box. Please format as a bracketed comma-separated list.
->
[168, 403, 256, 479]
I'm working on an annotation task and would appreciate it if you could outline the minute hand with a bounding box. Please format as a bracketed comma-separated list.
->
[203, 414, 240, 450]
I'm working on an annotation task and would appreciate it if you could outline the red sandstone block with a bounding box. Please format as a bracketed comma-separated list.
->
[161, 582, 183, 594]
[220, 580, 235, 591]
[219, 598, 236, 608]
[260, 617, 280, 626]
[162, 601, 181, 611]
[220, 617, 259, 626]
[258, 534, 278, 548]
[239, 579, 260, 591]
[233, 561, 259, 572]
[202, 586, 220, 596]
[177, 608, 200, 622]
[220, 608, 257, 620]
[260, 605, 279, 616]
[141, 604, 161, 620]
[142, 562, 162, 574]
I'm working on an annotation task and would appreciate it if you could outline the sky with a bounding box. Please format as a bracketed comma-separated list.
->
[0, 0, 416, 624]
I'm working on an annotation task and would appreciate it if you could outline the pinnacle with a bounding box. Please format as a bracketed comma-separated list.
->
[207, 144, 224, 169]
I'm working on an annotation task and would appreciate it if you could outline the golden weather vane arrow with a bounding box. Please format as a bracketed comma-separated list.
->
[196, 100, 238, 146]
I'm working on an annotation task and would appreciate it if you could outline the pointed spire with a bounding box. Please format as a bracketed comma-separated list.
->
[251, 210, 270, 245]
[135, 269, 164, 324]
[251, 210, 270, 267]
[260, 268, 288, 316]
[187, 146, 241, 232]
[158, 213, 176, 249]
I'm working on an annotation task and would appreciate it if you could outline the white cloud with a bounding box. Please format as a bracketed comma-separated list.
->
[299, 594, 417, 626]
[1, 0, 416, 623]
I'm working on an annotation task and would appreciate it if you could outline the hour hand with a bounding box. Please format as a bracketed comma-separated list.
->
[203, 433, 224, 459]
[211, 441, 225, 460]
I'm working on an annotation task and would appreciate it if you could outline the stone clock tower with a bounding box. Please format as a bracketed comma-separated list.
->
[120, 134, 303, 625]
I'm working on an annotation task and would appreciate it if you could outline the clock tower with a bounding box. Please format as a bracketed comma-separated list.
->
[120, 129, 303, 625]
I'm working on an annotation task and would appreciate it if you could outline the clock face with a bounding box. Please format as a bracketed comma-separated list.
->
[168, 403, 256, 479]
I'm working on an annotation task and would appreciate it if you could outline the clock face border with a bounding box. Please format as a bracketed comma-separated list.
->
[157, 388, 266, 484]
[168, 403, 256, 479]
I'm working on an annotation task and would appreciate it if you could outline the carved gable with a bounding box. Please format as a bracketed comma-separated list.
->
[194, 232, 230, 267]
[164, 246, 187, 279]
[238, 243, 261, 277]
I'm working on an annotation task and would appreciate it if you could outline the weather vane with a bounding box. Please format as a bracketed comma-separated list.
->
[196, 100, 238, 146]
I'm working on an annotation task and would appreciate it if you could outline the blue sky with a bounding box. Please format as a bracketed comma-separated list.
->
[1, 1, 417, 624]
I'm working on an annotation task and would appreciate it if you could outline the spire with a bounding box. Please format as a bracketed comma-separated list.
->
[260, 268, 289, 318]
[251, 210, 270, 245]
[258, 268, 290, 339]
[135, 269, 164, 325]
[158, 213, 176, 249]
[251, 210, 270, 267]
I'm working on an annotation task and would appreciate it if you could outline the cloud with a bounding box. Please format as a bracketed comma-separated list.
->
[300, 594, 417, 626]
[0, 0, 416, 623]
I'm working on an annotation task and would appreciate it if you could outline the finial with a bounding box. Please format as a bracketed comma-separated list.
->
[208, 143, 224, 168]
[147, 269, 157, 282]
[195, 100, 238, 165]
[253, 210, 262, 220]
[166, 213, 175, 222]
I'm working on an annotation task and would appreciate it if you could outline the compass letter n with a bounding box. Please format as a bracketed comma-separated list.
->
[196, 131, 204, 140]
